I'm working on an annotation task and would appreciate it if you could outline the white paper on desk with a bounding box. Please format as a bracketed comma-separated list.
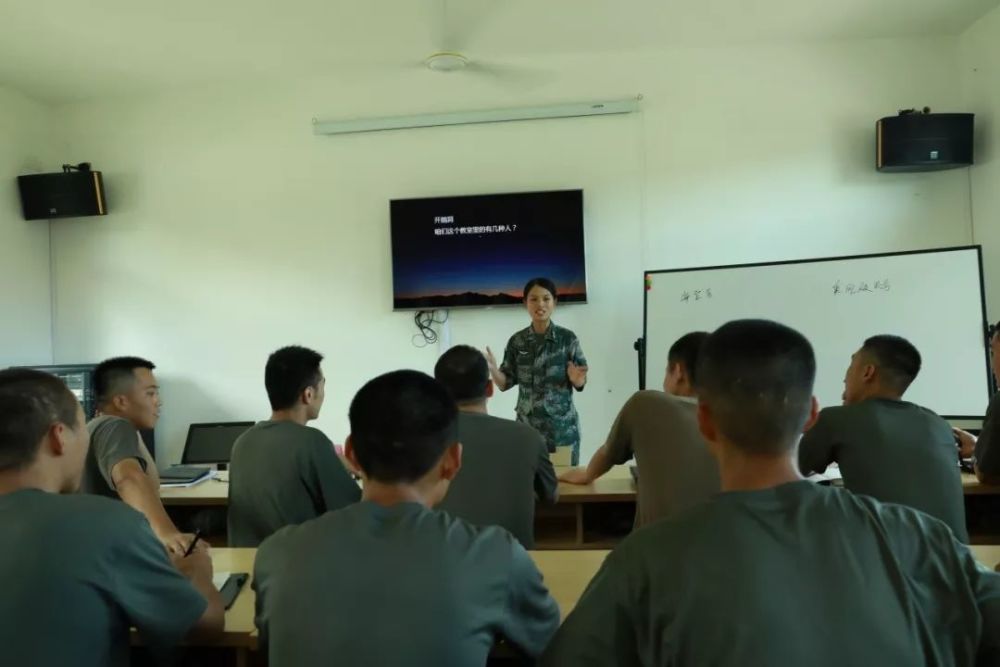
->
[213, 572, 231, 591]
[159, 475, 212, 489]
[807, 464, 843, 484]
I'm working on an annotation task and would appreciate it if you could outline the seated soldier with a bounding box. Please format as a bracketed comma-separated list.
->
[83, 356, 191, 554]
[543, 320, 1000, 666]
[560, 332, 719, 527]
[228, 345, 360, 547]
[253, 370, 560, 666]
[799, 335, 967, 541]
[0, 368, 223, 667]
[434, 344, 557, 548]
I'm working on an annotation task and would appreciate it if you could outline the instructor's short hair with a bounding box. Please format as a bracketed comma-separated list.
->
[349, 370, 458, 483]
[860, 335, 921, 394]
[94, 357, 156, 406]
[523, 277, 558, 301]
[695, 320, 815, 455]
[434, 345, 490, 404]
[668, 332, 709, 384]
[0, 369, 80, 472]
[265, 346, 324, 410]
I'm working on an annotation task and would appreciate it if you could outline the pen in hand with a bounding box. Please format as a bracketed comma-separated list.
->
[183, 530, 203, 557]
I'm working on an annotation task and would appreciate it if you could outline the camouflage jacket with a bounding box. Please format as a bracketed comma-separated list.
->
[499, 323, 587, 451]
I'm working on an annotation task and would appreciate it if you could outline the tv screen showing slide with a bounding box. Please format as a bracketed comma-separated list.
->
[390, 189, 587, 310]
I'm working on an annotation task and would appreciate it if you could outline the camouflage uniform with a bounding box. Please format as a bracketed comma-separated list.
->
[500, 323, 588, 465]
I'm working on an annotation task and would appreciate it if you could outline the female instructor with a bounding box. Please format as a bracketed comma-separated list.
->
[486, 277, 588, 465]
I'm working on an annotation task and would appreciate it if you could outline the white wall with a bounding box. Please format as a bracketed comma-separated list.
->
[50, 36, 975, 464]
[0, 86, 57, 366]
[961, 7, 1000, 318]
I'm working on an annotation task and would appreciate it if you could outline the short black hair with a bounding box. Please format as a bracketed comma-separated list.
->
[0, 369, 80, 472]
[94, 357, 156, 406]
[348, 370, 458, 483]
[860, 335, 922, 394]
[265, 346, 324, 411]
[668, 331, 710, 385]
[523, 277, 558, 301]
[695, 320, 816, 455]
[434, 345, 490, 404]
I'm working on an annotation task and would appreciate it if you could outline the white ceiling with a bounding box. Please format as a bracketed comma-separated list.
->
[2, 0, 997, 103]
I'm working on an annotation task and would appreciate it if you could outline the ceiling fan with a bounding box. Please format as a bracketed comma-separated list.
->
[414, 0, 547, 85]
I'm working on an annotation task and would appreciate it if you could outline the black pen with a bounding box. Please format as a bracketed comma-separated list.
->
[183, 530, 203, 557]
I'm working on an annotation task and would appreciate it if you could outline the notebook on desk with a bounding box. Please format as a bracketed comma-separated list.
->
[160, 464, 212, 486]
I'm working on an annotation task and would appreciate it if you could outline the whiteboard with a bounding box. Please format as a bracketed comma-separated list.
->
[643, 247, 991, 418]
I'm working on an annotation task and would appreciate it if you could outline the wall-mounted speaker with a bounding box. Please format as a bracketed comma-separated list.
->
[17, 170, 107, 220]
[876, 113, 974, 173]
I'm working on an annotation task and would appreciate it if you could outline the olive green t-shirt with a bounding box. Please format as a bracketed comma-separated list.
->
[542, 482, 1000, 667]
[81, 415, 152, 498]
[437, 411, 558, 548]
[798, 398, 967, 542]
[228, 420, 361, 547]
[254, 501, 561, 666]
[604, 391, 720, 528]
[0, 489, 206, 667]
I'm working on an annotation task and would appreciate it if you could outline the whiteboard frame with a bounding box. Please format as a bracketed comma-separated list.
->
[641, 245, 993, 419]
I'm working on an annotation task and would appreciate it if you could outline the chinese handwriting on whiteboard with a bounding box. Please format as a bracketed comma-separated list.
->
[681, 288, 713, 302]
[833, 279, 890, 296]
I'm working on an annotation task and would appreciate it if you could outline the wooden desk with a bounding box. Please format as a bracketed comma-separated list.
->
[530, 550, 607, 620]
[164, 470, 1000, 549]
[970, 545, 1000, 569]
[201, 548, 604, 626]
[160, 479, 229, 506]
[159, 465, 639, 507]
[534, 466, 636, 549]
[557, 476, 637, 502]
[169, 547, 604, 666]
[962, 473, 1000, 495]
[962, 474, 1000, 543]
[132, 548, 256, 665]
[555, 464, 637, 501]
[161, 470, 639, 550]
[161, 482, 230, 546]
[211, 548, 258, 650]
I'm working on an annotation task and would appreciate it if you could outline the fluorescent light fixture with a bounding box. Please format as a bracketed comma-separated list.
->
[312, 97, 641, 136]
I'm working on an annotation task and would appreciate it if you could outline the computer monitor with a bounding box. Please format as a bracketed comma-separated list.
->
[20, 364, 98, 418]
[182, 422, 255, 464]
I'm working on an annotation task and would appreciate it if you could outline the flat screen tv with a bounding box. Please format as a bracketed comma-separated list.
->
[390, 189, 587, 310]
